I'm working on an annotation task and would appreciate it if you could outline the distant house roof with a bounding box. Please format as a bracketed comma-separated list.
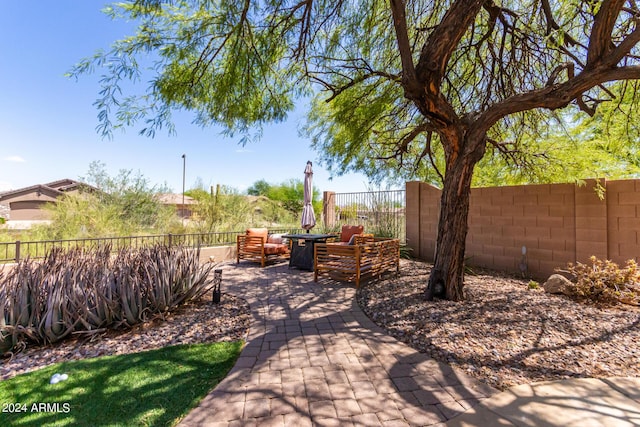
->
[156, 193, 196, 205]
[0, 184, 64, 202]
[45, 179, 87, 192]
[0, 179, 95, 203]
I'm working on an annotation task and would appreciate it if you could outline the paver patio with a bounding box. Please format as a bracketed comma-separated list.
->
[179, 262, 497, 427]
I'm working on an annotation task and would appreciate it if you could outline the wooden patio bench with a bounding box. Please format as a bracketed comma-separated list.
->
[313, 237, 400, 288]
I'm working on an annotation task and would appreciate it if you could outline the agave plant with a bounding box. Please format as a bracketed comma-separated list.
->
[0, 257, 45, 352]
[0, 244, 217, 354]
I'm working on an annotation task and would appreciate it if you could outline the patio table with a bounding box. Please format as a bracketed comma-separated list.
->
[282, 233, 337, 271]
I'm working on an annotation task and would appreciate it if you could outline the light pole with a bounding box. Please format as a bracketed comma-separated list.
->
[181, 154, 186, 225]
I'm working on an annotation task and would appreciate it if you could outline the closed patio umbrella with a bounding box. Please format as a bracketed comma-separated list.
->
[301, 161, 316, 232]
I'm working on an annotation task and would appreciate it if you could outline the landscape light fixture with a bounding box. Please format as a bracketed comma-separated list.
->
[182, 154, 186, 225]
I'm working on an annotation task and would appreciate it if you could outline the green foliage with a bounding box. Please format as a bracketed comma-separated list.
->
[247, 178, 321, 219]
[562, 256, 640, 305]
[33, 162, 178, 239]
[0, 342, 243, 427]
[187, 179, 322, 231]
[246, 179, 271, 196]
[528, 281, 540, 290]
[264, 180, 303, 215]
[399, 244, 413, 260]
[0, 244, 216, 354]
[472, 94, 640, 187]
[256, 196, 297, 226]
[188, 185, 253, 232]
[339, 203, 358, 221]
[71, 1, 307, 139]
[70, 2, 640, 187]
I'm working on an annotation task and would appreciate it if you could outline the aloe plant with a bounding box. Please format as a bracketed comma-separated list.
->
[0, 244, 217, 353]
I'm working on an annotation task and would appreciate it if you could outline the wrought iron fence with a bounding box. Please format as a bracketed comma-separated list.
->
[331, 189, 406, 242]
[0, 228, 301, 264]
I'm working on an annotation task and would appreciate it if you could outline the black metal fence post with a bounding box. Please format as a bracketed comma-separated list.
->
[15, 240, 20, 263]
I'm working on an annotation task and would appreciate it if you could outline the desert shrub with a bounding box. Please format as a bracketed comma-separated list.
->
[32, 162, 178, 240]
[188, 186, 254, 232]
[399, 244, 413, 259]
[338, 204, 358, 221]
[0, 244, 216, 354]
[562, 256, 640, 304]
[247, 179, 322, 218]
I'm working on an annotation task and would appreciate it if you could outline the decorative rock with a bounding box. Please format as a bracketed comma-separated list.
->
[543, 274, 576, 296]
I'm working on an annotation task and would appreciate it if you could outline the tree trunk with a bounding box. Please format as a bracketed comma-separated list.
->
[425, 141, 483, 302]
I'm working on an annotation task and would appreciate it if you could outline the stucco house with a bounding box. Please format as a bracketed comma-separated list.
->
[0, 179, 92, 221]
[0, 181, 196, 224]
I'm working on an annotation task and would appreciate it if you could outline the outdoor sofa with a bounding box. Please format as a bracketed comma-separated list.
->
[236, 228, 290, 267]
[314, 236, 400, 288]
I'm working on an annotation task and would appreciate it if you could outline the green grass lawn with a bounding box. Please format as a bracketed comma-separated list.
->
[0, 341, 243, 426]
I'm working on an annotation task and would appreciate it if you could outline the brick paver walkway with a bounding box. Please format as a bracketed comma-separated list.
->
[179, 262, 497, 427]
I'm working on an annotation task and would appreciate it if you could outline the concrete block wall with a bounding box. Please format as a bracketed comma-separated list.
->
[405, 179, 640, 280]
[405, 181, 440, 261]
[466, 182, 578, 278]
[606, 180, 640, 265]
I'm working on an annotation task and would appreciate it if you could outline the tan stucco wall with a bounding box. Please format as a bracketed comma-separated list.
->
[9, 201, 52, 220]
[198, 245, 237, 264]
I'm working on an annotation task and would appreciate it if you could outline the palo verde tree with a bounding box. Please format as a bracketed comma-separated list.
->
[71, 1, 640, 301]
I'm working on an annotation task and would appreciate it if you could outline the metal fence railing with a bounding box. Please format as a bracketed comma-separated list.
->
[0, 228, 302, 264]
[332, 190, 406, 242]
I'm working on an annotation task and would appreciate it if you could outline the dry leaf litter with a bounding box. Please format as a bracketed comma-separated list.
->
[358, 260, 640, 390]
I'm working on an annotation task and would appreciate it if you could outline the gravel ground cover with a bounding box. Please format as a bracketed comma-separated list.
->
[358, 259, 640, 390]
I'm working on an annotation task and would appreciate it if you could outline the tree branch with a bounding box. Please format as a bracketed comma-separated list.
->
[540, 0, 579, 47]
[323, 71, 400, 102]
[478, 65, 640, 135]
[389, 0, 420, 94]
[546, 62, 574, 87]
[587, 0, 626, 66]
[415, 0, 484, 93]
[424, 131, 444, 183]
[602, 25, 640, 68]
[375, 122, 434, 162]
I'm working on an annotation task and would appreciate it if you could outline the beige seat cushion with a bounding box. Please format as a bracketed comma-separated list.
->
[267, 234, 283, 244]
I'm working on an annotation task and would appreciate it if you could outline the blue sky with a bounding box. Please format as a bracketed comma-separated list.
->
[0, 1, 378, 195]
